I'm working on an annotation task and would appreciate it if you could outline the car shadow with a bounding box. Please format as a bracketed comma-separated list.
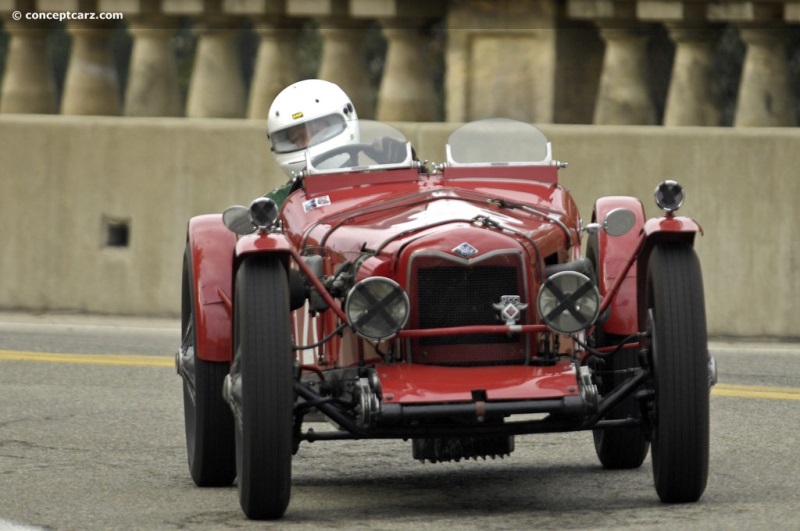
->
[289, 438, 661, 522]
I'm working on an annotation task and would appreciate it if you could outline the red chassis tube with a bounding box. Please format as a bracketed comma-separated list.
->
[399, 324, 548, 338]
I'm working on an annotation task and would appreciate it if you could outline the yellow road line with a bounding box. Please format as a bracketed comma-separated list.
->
[2, 350, 799, 400]
[0, 349, 173, 368]
[712, 383, 800, 401]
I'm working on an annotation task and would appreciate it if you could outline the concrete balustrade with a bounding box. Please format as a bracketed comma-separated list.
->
[0, 114, 798, 339]
[124, 17, 182, 117]
[636, 0, 723, 126]
[663, 25, 723, 126]
[349, 0, 444, 121]
[445, 0, 557, 123]
[376, 25, 438, 121]
[185, 18, 246, 118]
[593, 25, 657, 125]
[735, 27, 796, 127]
[60, 21, 121, 115]
[247, 19, 300, 119]
[315, 23, 374, 118]
[0, 20, 57, 114]
[2, 0, 800, 125]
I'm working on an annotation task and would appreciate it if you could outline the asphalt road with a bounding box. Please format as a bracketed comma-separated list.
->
[0, 312, 798, 530]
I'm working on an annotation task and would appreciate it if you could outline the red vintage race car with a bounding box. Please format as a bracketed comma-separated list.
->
[176, 118, 717, 520]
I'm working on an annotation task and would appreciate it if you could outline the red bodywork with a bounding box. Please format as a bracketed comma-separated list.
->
[376, 362, 579, 404]
[180, 120, 711, 519]
[184, 122, 701, 425]
[189, 167, 583, 401]
[282, 166, 579, 380]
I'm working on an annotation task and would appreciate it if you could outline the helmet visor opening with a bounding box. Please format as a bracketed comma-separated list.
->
[271, 114, 347, 154]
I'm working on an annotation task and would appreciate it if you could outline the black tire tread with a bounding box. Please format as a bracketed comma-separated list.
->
[647, 242, 709, 503]
[236, 257, 293, 520]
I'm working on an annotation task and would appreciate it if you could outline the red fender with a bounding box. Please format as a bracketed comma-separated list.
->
[187, 214, 236, 363]
[636, 215, 703, 328]
[642, 216, 703, 241]
[591, 197, 646, 336]
[235, 232, 295, 259]
[233, 232, 296, 288]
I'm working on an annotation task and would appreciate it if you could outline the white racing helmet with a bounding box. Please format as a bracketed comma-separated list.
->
[267, 79, 359, 177]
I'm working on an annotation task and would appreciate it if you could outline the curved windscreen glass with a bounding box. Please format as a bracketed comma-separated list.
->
[306, 120, 413, 174]
[446, 118, 550, 165]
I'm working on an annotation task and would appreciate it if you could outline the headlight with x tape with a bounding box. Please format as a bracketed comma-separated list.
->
[345, 277, 410, 341]
[536, 271, 600, 334]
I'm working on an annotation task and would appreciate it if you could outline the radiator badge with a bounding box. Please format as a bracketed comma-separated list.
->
[452, 242, 478, 258]
[493, 295, 528, 325]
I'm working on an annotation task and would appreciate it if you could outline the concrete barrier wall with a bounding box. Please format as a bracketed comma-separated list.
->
[1, 115, 797, 339]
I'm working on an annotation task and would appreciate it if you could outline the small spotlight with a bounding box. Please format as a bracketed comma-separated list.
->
[654, 180, 685, 214]
[249, 197, 279, 230]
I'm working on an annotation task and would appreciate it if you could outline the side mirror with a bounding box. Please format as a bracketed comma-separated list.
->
[583, 208, 636, 237]
[222, 205, 256, 235]
[602, 208, 636, 237]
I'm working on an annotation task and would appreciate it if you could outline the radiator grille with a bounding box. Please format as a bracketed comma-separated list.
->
[407, 250, 529, 364]
[417, 265, 519, 346]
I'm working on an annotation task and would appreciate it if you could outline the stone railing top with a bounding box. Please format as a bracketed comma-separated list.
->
[0, 0, 445, 17]
[568, 0, 797, 23]
[1, 0, 797, 23]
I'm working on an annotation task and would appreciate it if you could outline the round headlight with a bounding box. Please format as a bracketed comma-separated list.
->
[345, 277, 409, 341]
[537, 271, 600, 334]
[654, 180, 684, 214]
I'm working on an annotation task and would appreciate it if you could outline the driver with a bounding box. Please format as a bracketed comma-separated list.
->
[264, 79, 359, 205]
[264, 79, 415, 206]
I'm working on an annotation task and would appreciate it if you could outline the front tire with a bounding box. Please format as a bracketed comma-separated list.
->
[587, 234, 650, 469]
[646, 242, 709, 503]
[232, 256, 294, 520]
[180, 245, 236, 486]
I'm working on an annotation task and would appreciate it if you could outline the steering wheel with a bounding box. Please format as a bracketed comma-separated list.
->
[311, 143, 382, 169]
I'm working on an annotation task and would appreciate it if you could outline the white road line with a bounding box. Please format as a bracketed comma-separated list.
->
[0, 519, 43, 531]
